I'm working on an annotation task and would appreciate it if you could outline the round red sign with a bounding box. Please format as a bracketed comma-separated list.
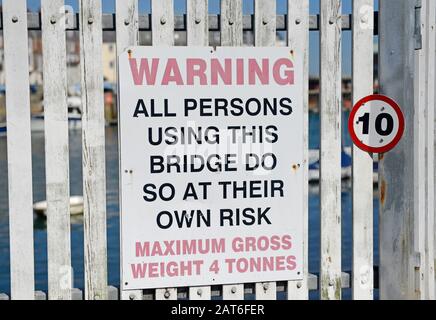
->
[348, 94, 405, 153]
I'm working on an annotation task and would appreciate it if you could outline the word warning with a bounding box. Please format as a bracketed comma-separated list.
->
[118, 47, 304, 290]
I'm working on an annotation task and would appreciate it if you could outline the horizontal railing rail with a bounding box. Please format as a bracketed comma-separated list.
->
[0, 266, 381, 300]
[0, 12, 379, 34]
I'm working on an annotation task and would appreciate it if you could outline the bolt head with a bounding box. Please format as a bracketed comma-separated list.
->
[262, 18, 268, 25]
[124, 18, 130, 26]
[296, 282, 302, 289]
[329, 17, 335, 25]
[228, 19, 234, 26]
[50, 16, 57, 24]
[295, 18, 301, 25]
[231, 286, 237, 294]
[88, 17, 94, 24]
[160, 17, 167, 25]
[197, 289, 202, 296]
[164, 291, 171, 298]
[129, 294, 136, 300]
[263, 283, 269, 291]
[12, 16, 18, 23]
[195, 18, 201, 24]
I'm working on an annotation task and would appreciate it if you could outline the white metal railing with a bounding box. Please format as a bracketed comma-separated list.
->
[0, 0, 384, 300]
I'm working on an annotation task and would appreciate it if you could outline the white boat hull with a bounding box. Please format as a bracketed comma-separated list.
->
[308, 147, 378, 185]
[33, 196, 84, 217]
[309, 166, 352, 183]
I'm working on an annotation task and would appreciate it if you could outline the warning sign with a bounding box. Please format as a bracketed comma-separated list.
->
[118, 47, 304, 289]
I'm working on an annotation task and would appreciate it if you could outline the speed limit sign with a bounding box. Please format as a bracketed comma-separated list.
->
[348, 94, 405, 153]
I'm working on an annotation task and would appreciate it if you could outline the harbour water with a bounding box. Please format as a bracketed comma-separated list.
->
[0, 112, 379, 298]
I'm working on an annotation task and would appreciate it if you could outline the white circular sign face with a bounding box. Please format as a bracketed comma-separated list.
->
[348, 95, 405, 153]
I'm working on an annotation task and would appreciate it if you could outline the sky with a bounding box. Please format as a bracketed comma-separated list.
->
[10, 0, 379, 76]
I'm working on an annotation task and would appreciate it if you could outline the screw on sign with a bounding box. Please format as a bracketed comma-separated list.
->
[348, 94, 405, 154]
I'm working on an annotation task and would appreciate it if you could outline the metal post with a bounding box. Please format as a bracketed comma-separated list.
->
[379, 0, 435, 299]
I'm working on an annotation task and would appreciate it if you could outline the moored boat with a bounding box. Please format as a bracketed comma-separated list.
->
[309, 147, 378, 184]
[33, 196, 84, 217]
[31, 97, 82, 132]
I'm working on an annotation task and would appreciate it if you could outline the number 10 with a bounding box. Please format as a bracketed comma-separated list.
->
[358, 112, 394, 136]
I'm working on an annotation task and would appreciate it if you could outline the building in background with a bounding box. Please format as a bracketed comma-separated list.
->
[102, 32, 117, 83]
[0, 24, 379, 119]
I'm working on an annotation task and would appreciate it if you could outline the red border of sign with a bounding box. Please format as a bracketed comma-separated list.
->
[348, 94, 405, 154]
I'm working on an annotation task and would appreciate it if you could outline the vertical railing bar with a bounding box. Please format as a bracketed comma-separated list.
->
[351, 0, 374, 300]
[151, 0, 176, 301]
[287, 0, 310, 301]
[188, 286, 212, 301]
[431, 0, 436, 299]
[378, 0, 417, 299]
[41, 0, 73, 300]
[423, 0, 435, 299]
[116, 0, 143, 302]
[187, 0, 209, 46]
[151, 0, 174, 46]
[254, 0, 276, 46]
[79, 0, 108, 300]
[253, 0, 277, 301]
[2, 0, 35, 300]
[186, 0, 211, 301]
[155, 287, 177, 301]
[413, 0, 427, 298]
[220, 0, 243, 300]
[319, 0, 342, 300]
[220, 0, 243, 47]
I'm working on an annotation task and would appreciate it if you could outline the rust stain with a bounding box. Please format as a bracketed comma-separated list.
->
[292, 164, 301, 172]
[127, 49, 132, 59]
[379, 152, 385, 161]
[380, 179, 386, 206]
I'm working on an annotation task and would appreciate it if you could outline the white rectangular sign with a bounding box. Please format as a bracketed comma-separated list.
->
[119, 47, 304, 290]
